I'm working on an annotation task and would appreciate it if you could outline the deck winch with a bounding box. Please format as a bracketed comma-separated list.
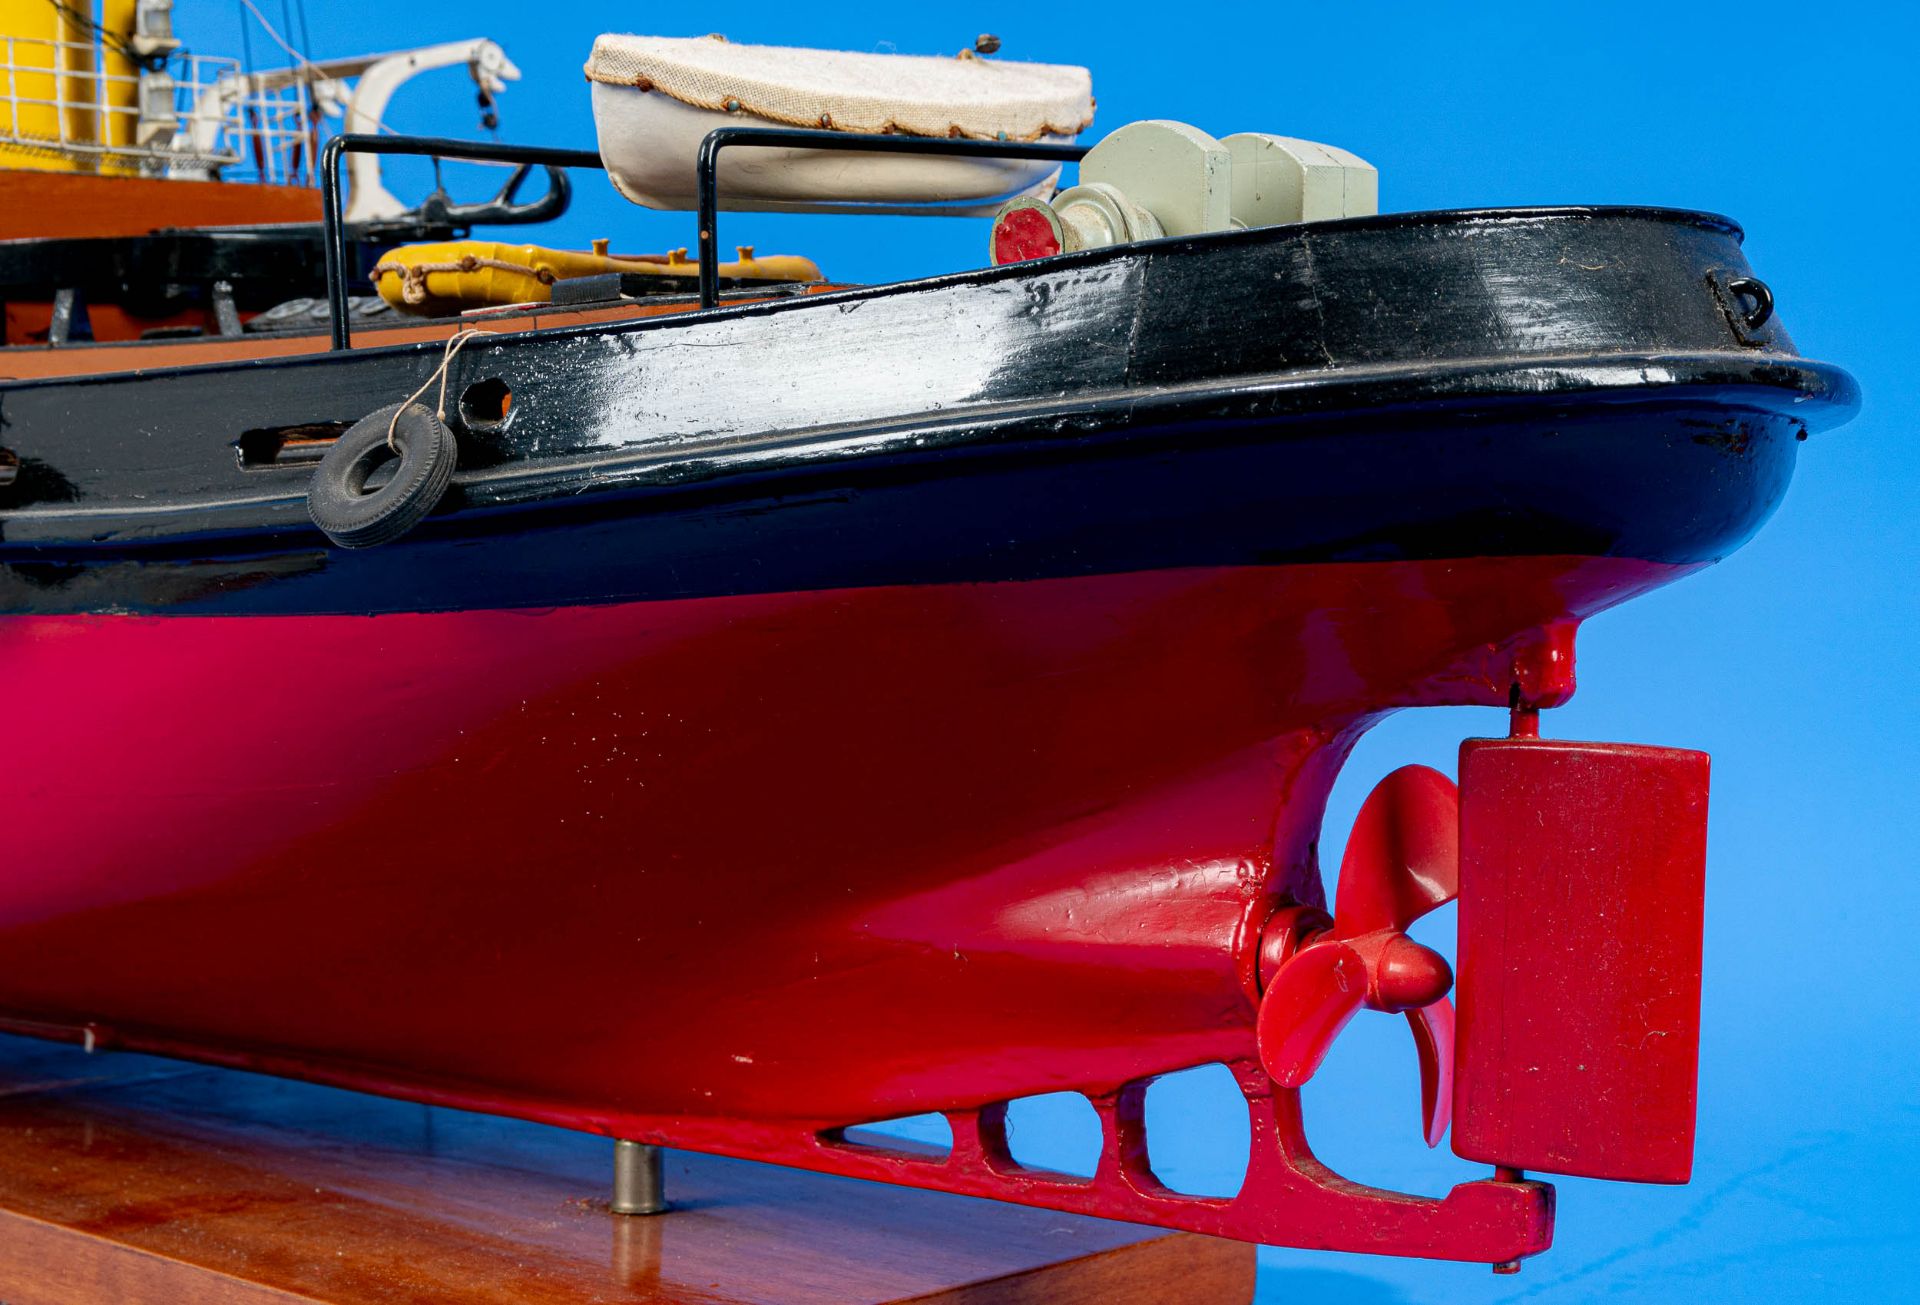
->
[989, 120, 1378, 264]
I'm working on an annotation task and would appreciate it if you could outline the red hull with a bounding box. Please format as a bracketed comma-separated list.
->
[0, 553, 1681, 1257]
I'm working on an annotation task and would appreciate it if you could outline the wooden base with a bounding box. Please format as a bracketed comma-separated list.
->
[0, 1033, 1253, 1303]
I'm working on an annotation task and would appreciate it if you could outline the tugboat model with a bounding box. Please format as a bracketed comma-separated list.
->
[0, 33, 1858, 1271]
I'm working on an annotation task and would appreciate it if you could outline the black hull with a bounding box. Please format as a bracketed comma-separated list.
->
[0, 207, 1857, 616]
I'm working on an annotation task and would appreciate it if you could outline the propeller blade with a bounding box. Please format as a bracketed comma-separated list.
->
[1335, 765, 1461, 935]
[1407, 997, 1455, 1148]
[1256, 941, 1368, 1087]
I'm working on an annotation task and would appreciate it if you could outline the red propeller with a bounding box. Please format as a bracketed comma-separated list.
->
[1256, 765, 1460, 1146]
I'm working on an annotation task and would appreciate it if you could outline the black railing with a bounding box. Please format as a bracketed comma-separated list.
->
[322, 129, 1089, 349]
[321, 134, 602, 350]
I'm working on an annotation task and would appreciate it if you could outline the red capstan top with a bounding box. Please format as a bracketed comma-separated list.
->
[991, 203, 1063, 265]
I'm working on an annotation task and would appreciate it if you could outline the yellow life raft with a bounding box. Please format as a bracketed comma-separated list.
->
[370, 240, 823, 315]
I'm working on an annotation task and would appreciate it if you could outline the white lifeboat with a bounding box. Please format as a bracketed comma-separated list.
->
[585, 34, 1093, 213]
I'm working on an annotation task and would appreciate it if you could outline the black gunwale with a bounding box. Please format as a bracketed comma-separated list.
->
[0, 380, 1822, 615]
[0, 202, 1860, 612]
[0, 204, 1743, 394]
[0, 352, 1853, 551]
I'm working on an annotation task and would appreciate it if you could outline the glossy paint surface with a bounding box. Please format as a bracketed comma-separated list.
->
[0, 206, 1845, 555]
[0, 553, 1676, 1259]
[1256, 765, 1461, 1147]
[108, 5, 1898, 1297]
[1454, 738, 1710, 1184]
[0, 203, 1859, 1264]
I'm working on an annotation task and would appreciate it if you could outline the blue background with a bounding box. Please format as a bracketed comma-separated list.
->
[180, 2, 1915, 1299]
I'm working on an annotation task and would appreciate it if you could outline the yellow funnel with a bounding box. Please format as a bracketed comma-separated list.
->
[0, 0, 101, 172]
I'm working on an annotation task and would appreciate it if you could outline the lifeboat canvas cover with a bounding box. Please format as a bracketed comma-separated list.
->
[586, 34, 1093, 212]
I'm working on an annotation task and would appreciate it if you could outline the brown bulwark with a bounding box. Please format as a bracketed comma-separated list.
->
[0, 172, 323, 241]
[0, 1033, 1254, 1304]
[0, 289, 852, 384]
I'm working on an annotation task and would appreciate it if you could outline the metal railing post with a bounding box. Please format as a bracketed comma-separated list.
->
[320, 134, 349, 350]
[321, 128, 1089, 348]
[321, 134, 603, 350]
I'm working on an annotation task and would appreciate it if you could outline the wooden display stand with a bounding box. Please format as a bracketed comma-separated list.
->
[0, 1033, 1253, 1303]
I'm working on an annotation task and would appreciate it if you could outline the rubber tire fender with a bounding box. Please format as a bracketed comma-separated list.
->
[307, 401, 458, 549]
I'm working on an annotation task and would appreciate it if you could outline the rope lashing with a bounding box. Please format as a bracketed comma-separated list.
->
[370, 255, 559, 306]
[387, 329, 496, 453]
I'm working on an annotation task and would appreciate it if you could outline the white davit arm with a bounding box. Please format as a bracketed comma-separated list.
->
[339, 39, 521, 221]
[169, 39, 518, 211]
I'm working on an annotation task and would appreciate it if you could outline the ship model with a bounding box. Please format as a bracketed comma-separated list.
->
[0, 25, 1858, 1272]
